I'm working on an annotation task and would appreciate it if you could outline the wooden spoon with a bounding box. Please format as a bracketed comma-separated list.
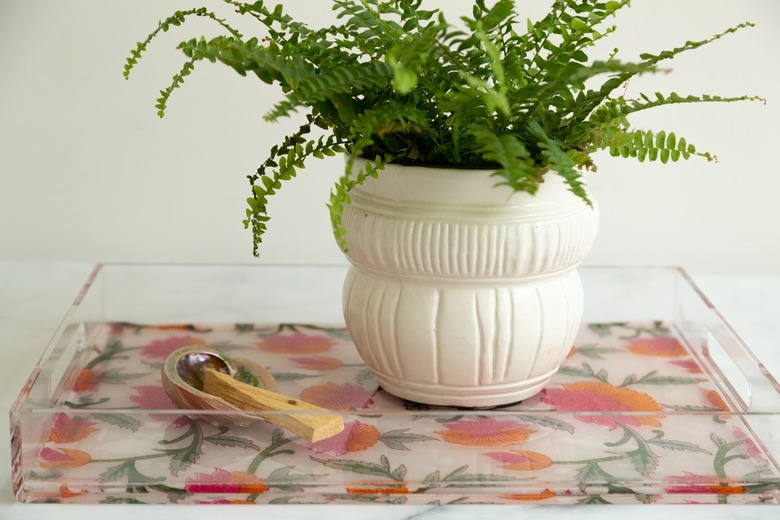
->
[203, 369, 344, 443]
[162, 346, 343, 441]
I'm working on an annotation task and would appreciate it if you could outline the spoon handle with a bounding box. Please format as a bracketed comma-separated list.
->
[203, 369, 345, 442]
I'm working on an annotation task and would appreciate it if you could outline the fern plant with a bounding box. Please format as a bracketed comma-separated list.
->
[125, 0, 762, 255]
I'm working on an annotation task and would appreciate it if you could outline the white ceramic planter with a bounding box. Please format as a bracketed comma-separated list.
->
[341, 159, 599, 407]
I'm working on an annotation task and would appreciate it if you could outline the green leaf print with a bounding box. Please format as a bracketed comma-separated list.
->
[155, 418, 203, 476]
[577, 461, 618, 483]
[515, 414, 576, 434]
[98, 368, 151, 384]
[90, 413, 143, 432]
[204, 427, 261, 451]
[646, 431, 711, 454]
[267, 466, 326, 491]
[310, 455, 407, 481]
[378, 428, 437, 451]
[99, 459, 165, 485]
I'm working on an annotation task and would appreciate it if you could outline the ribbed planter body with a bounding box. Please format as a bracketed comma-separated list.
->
[341, 160, 599, 407]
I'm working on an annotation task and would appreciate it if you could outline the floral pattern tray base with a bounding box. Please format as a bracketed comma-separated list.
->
[12, 319, 780, 505]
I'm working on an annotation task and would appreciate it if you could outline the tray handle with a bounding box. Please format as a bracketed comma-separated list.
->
[704, 322, 780, 413]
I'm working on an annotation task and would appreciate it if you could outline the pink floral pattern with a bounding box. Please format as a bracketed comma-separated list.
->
[186, 468, 269, 495]
[48, 414, 98, 444]
[300, 382, 375, 410]
[17, 322, 780, 505]
[483, 450, 553, 471]
[669, 359, 702, 374]
[141, 335, 205, 359]
[258, 333, 335, 354]
[308, 420, 380, 456]
[540, 382, 663, 430]
[290, 356, 343, 371]
[436, 417, 535, 447]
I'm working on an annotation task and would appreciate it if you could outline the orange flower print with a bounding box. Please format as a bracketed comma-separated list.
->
[186, 468, 269, 495]
[290, 356, 343, 371]
[38, 447, 91, 470]
[48, 414, 98, 444]
[57, 485, 83, 499]
[627, 336, 687, 357]
[484, 450, 553, 471]
[435, 417, 535, 447]
[309, 420, 380, 456]
[141, 335, 205, 359]
[300, 382, 374, 410]
[258, 333, 335, 354]
[669, 359, 703, 374]
[503, 488, 556, 501]
[704, 389, 729, 411]
[72, 368, 101, 393]
[541, 382, 663, 430]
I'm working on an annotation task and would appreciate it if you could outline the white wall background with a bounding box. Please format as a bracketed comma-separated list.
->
[1, 0, 778, 273]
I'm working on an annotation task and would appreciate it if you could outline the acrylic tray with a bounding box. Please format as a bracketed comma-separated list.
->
[10, 264, 780, 505]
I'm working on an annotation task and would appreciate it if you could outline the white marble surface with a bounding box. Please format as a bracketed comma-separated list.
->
[1, 261, 779, 519]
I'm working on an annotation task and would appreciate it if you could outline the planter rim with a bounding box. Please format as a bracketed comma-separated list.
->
[348, 156, 591, 207]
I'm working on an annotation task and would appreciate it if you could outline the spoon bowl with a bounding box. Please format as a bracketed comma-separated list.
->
[176, 350, 235, 391]
[162, 345, 277, 426]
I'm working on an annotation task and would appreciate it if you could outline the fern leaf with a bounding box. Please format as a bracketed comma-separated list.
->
[387, 23, 442, 94]
[347, 101, 431, 160]
[226, 0, 313, 39]
[124, 8, 242, 80]
[571, 21, 755, 127]
[179, 36, 315, 89]
[333, 0, 404, 52]
[599, 127, 715, 164]
[328, 154, 388, 252]
[528, 122, 591, 204]
[244, 120, 347, 255]
[155, 58, 196, 117]
[589, 92, 765, 127]
[470, 126, 540, 193]
[301, 61, 393, 103]
[266, 61, 392, 121]
[481, 0, 516, 33]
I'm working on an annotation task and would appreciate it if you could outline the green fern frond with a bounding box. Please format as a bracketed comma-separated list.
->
[178, 36, 315, 88]
[244, 121, 347, 255]
[570, 21, 755, 127]
[528, 121, 591, 204]
[387, 23, 442, 94]
[328, 154, 388, 252]
[599, 127, 714, 164]
[155, 58, 196, 117]
[226, 0, 313, 39]
[347, 101, 431, 160]
[318, 61, 393, 101]
[333, 0, 404, 52]
[470, 126, 540, 193]
[517, 58, 662, 121]
[480, 0, 516, 33]
[123, 8, 242, 80]
[590, 92, 765, 126]
[266, 61, 393, 121]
